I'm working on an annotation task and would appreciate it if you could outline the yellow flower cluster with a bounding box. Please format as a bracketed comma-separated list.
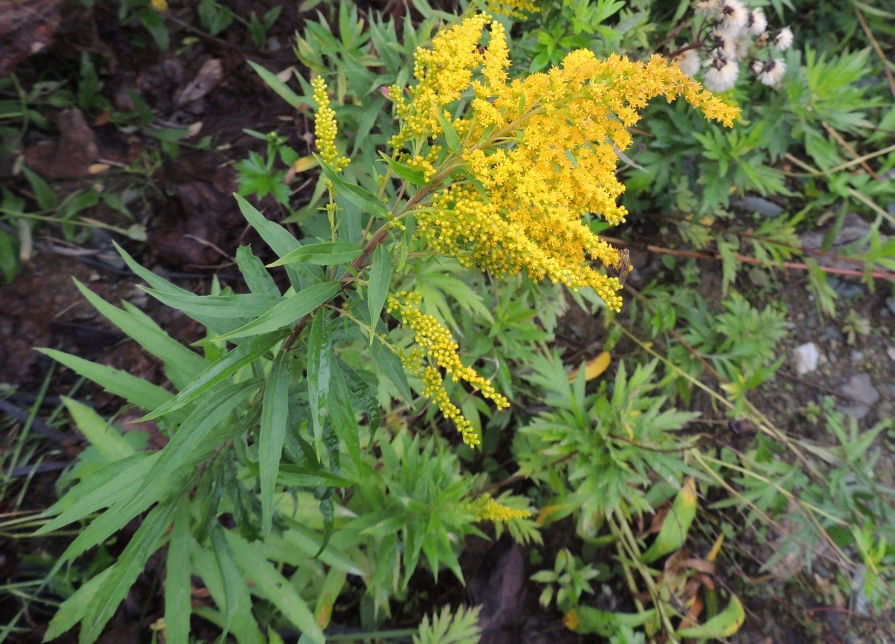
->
[486, 0, 538, 18]
[467, 494, 532, 522]
[387, 292, 509, 447]
[391, 14, 739, 310]
[311, 76, 349, 171]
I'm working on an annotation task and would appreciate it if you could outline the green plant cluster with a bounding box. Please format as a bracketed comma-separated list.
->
[3, 0, 895, 641]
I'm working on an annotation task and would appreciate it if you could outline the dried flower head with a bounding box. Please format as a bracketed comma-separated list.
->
[756, 58, 786, 86]
[746, 8, 767, 36]
[676, 49, 702, 77]
[710, 31, 738, 60]
[703, 56, 739, 91]
[774, 26, 794, 52]
[694, 0, 720, 14]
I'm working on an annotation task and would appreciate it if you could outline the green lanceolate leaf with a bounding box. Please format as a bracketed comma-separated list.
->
[141, 332, 285, 421]
[61, 397, 134, 462]
[141, 290, 283, 320]
[39, 349, 173, 412]
[367, 244, 391, 342]
[247, 60, 303, 109]
[79, 499, 177, 644]
[307, 311, 332, 459]
[57, 383, 256, 563]
[234, 194, 301, 259]
[213, 281, 341, 342]
[73, 279, 208, 389]
[434, 108, 461, 153]
[329, 359, 361, 472]
[44, 568, 112, 642]
[164, 502, 193, 644]
[372, 337, 412, 403]
[260, 350, 290, 533]
[209, 524, 243, 637]
[379, 152, 427, 186]
[225, 530, 325, 643]
[267, 241, 363, 267]
[317, 158, 389, 219]
[236, 245, 280, 296]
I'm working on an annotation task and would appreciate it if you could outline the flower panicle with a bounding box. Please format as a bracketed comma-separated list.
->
[390, 14, 737, 312]
[387, 292, 509, 447]
[311, 76, 349, 171]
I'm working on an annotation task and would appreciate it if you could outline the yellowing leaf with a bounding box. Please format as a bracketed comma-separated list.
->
[88, 163, 110, 175]
[151, 0, 168, 10]
[640, 476, 698, 563]
[568, 351, 611, 382]
[677, 594, 745, 638]
[706, 533, 725, 563]
[293, 156, 318, 173]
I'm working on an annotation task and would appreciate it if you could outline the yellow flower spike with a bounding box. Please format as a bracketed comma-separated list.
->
[467, 494, 532, 522]
[311, 76, 349, 171]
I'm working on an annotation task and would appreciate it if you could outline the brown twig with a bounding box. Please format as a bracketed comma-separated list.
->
[821, 121, 882, 182]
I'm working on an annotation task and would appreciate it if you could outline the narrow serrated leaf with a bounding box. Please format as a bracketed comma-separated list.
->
[79, 500, 177, 644]
[379, 152, 426, 185]
[247, 60, 303, 108]
[372, 338, 412, 403]
[213, 281, 340, 342]
[236, 245, 280, 296]
[140, 332, 285, 421]
[225, 531, 325, 643]
[164, 502, 192, 644]
[307, 312, 332, 459]
[260, 350, 290, 533]
[328, 360, 360, 471]
[267, 242, 362, 267]
[317, 158, 389, 219]
[367, 244, 391, 341]
[209, 525, 242, 637]
[39, 349, 173, 411]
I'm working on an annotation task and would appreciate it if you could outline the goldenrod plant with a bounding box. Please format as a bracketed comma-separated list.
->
[32, 10, 742, 643]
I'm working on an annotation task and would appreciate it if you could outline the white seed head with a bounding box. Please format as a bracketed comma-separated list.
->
[758, 58, 787, 86]
[718, 0, 749, 36]
[703, 56, 740, 92]
[747, 8, 767, 36]
[676, 49, 702, 76]
[774, 27, 794, 52]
